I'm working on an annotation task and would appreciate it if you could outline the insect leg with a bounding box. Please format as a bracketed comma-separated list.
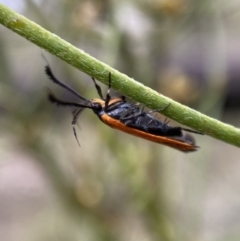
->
[71, 108, 84, 146]
[117, 104, 140, 120]
[105, 72, 112, 108]
[145, 104, 171, 126]
[92, 77, 104, 100]
[121, 111, 146, 122]
[181, 128, 203, 135]
[147, 103, 171, 115]
[162, 118, 170, 127]
[48, 92, 92, 145]
[146, 117, 156, 126]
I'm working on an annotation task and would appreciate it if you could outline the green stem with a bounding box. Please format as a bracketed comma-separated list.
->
[0, 3, 240, 147]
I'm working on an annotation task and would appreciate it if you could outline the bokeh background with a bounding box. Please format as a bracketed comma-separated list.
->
[0, 0, 240, 241]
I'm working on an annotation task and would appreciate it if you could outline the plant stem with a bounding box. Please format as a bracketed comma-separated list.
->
[0, 3, 240, 147]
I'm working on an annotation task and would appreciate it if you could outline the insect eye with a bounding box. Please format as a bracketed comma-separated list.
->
[92, 102, 102, 111]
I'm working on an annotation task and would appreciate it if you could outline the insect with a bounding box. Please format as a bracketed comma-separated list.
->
[45, 65, 201, 152]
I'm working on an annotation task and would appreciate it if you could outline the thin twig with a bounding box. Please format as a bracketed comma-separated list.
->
[0, 3, 240, 147]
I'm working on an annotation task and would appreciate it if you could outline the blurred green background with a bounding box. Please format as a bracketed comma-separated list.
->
[0, 0, 240, 241]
